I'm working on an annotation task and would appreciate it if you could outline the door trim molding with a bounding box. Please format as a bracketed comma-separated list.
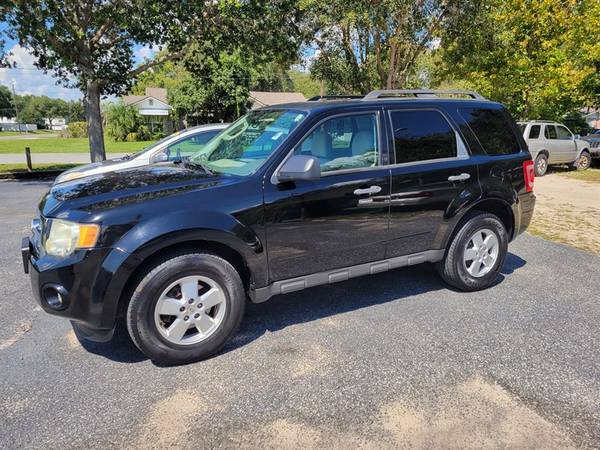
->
[249, 249, 445, 303]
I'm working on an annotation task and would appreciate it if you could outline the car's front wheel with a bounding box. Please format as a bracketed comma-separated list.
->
[437, 212, 508, 291]
[126, 252, 245, 365]
[576, 151, 591, 171]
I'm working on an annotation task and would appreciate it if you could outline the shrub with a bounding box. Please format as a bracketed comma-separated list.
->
[63, 121, 87, 138]
[137, 125, 151, 141]
[126, 132, 139, 142]
[152, 132, 165, 140]
[105, 103, 142, 141]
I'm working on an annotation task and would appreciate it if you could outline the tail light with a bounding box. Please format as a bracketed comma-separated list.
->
[523, 160, 534, 192]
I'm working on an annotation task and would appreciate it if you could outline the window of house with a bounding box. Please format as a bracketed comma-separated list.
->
[294, 113, 379, 173]
[390, 110, 457, 164]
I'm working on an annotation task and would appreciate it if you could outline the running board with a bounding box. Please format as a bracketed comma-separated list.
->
[250, 249, 445, 303]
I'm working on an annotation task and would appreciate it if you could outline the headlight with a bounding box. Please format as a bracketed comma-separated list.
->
[44, 219, 100, 257]
[56, 171, 85, 183]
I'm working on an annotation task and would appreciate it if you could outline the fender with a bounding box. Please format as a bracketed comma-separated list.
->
[95, 209, 267, 329]
[435, 194, 516, 252]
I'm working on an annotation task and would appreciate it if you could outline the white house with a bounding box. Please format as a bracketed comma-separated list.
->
[44, 117, 67, 131]
[122, 88, 173, 132]
[581, 108, 600, 130]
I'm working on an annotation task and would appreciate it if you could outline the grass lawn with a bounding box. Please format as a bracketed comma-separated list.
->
[556, 166, 600, 183]
[0, 137, 156, 153]
[0, 163, 79, 173]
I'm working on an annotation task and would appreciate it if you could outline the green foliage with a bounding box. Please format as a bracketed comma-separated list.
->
[125, 132, 139, 142]
[438, 0, 600, 119]
[65, 121, 87, 138]
[562, 111, 591, 136]
[287, 70, 321, 98]
[105, 103, 143, 142]
[306, 0, 477, 93]
[0, 84, 14, 117]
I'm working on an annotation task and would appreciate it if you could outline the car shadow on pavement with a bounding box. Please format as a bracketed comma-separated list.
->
[73, 252, 526, 365]
[223, 252, 527, 355]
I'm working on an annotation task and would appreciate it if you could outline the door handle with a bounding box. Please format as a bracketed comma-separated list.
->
[447, 173, 471, 182]
[353, 185, 382, 196]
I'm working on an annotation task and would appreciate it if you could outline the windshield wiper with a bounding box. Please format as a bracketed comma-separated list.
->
[184, 160, 214, 175]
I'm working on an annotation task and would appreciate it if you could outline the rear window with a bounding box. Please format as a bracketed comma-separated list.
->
[390, 110, 457, 164]
[459, 107, 521, 155]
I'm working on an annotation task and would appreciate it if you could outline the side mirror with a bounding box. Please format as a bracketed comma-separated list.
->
[277, 155, 321, 182]
[151, 152, 168, 163]
[574, 134, 581, 140]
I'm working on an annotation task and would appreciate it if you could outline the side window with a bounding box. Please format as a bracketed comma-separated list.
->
[165, 130, 220, 161]
[545, 125, 558, 139]
[556, 125, 572, 140]
[295, 113, 379, 173]
[458, 107, 521, 155]
[391, 110, 457, 164]
[528, 125, 541, 139]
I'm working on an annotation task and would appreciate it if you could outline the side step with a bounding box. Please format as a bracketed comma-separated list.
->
[250, 249, 445, 303]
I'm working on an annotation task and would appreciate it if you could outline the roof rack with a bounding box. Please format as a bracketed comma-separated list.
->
[307, 95, 365, 101]
[363, 89, 486, 100]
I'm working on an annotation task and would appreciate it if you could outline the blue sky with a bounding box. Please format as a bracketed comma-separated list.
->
[0, 21, 155, 100]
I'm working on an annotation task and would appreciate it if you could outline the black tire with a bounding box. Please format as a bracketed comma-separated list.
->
[576, 151, 591, 171]
[126, 252, 245, 365]
[436, 212, 508, 292]
[534, 153, 548, 176]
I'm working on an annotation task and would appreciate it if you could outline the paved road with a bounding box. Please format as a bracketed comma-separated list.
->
[0, 134, 59, 140]
[1, 180, 599, 449]
[0, 152, 126, 164]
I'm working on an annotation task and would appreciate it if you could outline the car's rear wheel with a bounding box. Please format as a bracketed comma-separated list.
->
[126, 252, 245, 365]
[534, 153, 548, 176]
[576, 151, 591, 171]
[437, 212, 508, 291]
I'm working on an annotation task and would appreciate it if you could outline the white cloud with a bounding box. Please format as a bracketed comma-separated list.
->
[0, 44, 82, 100]
[134, 44, 160, 64]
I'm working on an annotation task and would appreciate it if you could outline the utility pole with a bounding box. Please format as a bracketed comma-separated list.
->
[12, 82, 21, 133]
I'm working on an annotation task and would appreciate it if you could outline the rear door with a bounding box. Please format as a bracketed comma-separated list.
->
[264, 109, 391, 282]
[386, 107, 480, 257]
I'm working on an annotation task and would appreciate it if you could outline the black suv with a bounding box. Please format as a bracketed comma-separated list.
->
[22, 90, 536, 365]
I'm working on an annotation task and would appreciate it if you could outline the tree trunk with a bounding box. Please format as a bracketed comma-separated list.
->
[85, 81, 106, 162]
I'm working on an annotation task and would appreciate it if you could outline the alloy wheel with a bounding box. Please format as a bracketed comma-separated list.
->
[463, 228, 500, 278]
[153, 275, 227, 345]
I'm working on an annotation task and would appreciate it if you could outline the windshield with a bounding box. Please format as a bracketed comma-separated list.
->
[189, 109, 307, 176]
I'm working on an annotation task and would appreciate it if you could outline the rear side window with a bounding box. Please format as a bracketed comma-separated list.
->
[390, 110, 457, 164]
[545, 125, 557, 139]
[528, 125, 541, 139]
[459, 107, 521, 155]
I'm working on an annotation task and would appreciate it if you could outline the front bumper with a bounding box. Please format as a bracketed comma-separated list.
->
[22, 237, 130, 342]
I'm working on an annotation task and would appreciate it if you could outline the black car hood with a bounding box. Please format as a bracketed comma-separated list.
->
[41, 164, 232, 217]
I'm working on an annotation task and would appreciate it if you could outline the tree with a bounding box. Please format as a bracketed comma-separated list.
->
[438, 0, 600, 119]
[4, 1, 306, 161]
[105, 103, 143, 141]
[307, 0, 478, 93]
[0, 84, 15, 118]
[288, 70, 321, 98]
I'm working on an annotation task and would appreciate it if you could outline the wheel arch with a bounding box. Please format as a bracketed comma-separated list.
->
[440, 197, 515, 251]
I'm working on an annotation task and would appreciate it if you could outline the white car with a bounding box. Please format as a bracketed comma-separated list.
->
[55, 123, 229, 184]
[518, 120, 591, 176]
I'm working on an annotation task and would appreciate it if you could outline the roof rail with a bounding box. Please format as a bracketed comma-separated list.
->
[307, 95, 364, 101]
[363, 89, 486, 100]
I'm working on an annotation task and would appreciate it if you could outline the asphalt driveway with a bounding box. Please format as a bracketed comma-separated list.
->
[0, 180, 599, 449]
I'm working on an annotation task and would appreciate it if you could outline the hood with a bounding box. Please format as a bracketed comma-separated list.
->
[55, 157, 132, 183]
[41, 164, 231, 218]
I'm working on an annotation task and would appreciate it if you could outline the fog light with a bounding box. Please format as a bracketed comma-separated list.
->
[42, 284, 69, 310]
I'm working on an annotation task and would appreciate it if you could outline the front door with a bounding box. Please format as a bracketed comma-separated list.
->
[385, 107, 480, 257]
[264, 111, 391, 282]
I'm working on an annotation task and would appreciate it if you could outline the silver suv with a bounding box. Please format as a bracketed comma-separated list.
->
[518, 120, 591, 176]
